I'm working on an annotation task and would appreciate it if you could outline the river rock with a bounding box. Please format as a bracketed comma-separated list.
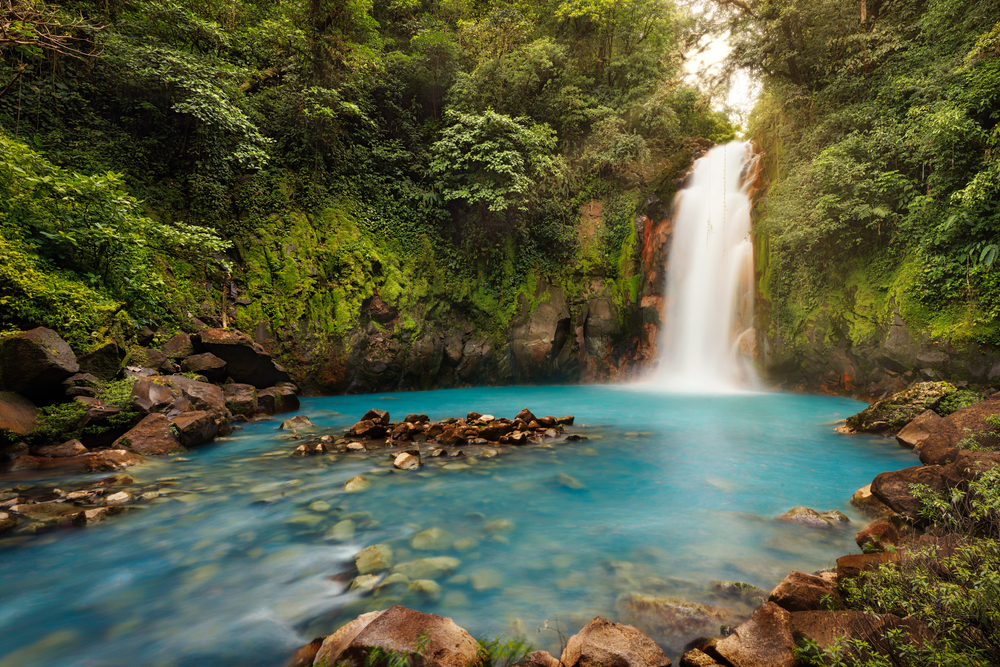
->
[224, 383, 258, 416]
[349, 574, 379, 593]
[257, 386, 299, 414]
[406, 579, 442, 601]
[846, 381, 956, 433]
[356, 544, 394, 574]
[361, 409, 390, 425]
[850, 484, 894, 518]
[713, 602, 796, 667]
[85, 449, 144, 472]
[197, 328, 290, 388]
[11, 502, 82, 521]
[0, 511, 18, 533]
[182, 352, 227, 382]
[871, 465, 945, 519]
[895, 409, 943, 450]
[410, 527, 450, 550]
[0, 327, 80, 404]
[281, 415, 314, 430]
[394, 450, 421, 470]
[767, 570, 842, 612]
[317, 605, 480, 667]
[171, 410, 222, 447]
[351, 420, 388, 438]
[0, 392, 38, 438]
[836, 552, 899, 580]
[392, 557, 461, 580]
[344, 476, 371, 492]
[560, 616, 672, 667]
[114, 413, 184, 455]
[163, 375, 227, 416]
[105, 491, 134, 506]
[776, 506, 838, 529]
[129, 378, 179, 414]
[615, 593, 727, 638]
[515, 408, 537, 423]
[484, 518, 513, 533]
[162, 333, 196, 360]
[37, 439, 88, 458]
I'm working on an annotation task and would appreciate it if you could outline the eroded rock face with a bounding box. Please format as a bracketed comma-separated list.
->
[560, 616, 672, 667]
[0, 327, 80, 404]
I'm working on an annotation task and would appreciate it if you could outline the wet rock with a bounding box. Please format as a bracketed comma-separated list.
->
[855, 519, 900, 552]
[162, 333, 195, 360]
[616, 593, 727, 638]
[836, 552, 899, 580]
[0, 328, 80, 404]
[776, 506, 841, 529]
[767, 570, 842, 612]
[391, 422, 415, 441]
[713, 602, 796, 667]
[346, 442, 367, 453]
[560, 616, 672, 667]
[0, 392, 39, 438]
[181, 352, 227, 382]
[349, 574, 379, 593]
[871, 465, 945, 520]
[316, 605, 480, 667]
[410, 527, 450, 550]
[482, 449, 498, 458]
[361, 409, 390, 426]
[10, 502, 81, 521]
[198, 328, 290, 388]
[224, 383, 258, 416]
[356, 544, 394, 574]
[895, 409, 943, 450]
[85, 449, 144, 472]
[712, 581, 767, 601]
[377, 572, 411, 595]
[105, 491, 134, 506]
[406, 579, 442, 601]
[114, 413, 184, 455]
[257, 386, 299, 415]
[281, 415, 315, 430]
[351, 420, 388, 439]
[515, 408, 537, 423]
[850, 484, 894, 518]
[37, 439, 88, 458]
[327, 520, 357, 541]
[392, 557, 461, 580]
[0, 511, 18, 533]
[565, 434, 588, 441]
[405, 414, 429, 424]
[558, 473, 586, 490]
[344, 476, 371, 493]
[73, 507, 122, 526]
[394, 450, 421, 470]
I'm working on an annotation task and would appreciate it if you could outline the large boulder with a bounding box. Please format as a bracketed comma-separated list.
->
[197, 328, 290, 388]
[163, 375, 227, 417]
[162, 333, 196, 360]
[77, 340, 124, 381]
[182, 353, 228, 382]
[871, 465, 946, 519]
[130, 378, 180, 414]
[560, 616, 672, 667]
[257, 385, 299, 414]
[171, 410, 222, 447]
[916, 391, 1000, 465]
[767, 571, 842, 612]
[314, 606, 480, 667]
[845, 381, 957, 433]
[0, 391, 38, 438]
[224, 383, 257, 416]
[713, 602, 796, 667]
[895, 410, 943, 450]
[0, 327, 80, 404]
[36, 439, 88, 458]
[789, 611, 932, 654]
[113, 413, 185, 455]
[855, 519, 900, 552]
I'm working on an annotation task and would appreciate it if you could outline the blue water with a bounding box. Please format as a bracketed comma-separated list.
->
[0, 386, 917, 666]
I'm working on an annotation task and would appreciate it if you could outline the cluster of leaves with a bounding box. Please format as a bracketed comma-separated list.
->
[32, 377, 139, 444]
[728, 0, 1000, 346]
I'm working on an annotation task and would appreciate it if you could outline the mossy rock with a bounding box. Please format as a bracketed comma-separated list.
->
[846, 381, 957, 433]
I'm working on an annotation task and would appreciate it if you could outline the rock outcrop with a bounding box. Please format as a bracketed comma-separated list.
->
[0, 327, 80, 404]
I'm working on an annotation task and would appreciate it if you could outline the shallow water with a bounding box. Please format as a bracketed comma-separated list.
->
[0, 386, 917, 666]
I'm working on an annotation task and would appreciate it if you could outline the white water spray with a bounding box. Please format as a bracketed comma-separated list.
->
[654, 141, 758, 392]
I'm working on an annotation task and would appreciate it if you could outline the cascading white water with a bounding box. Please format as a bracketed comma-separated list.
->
[654, 141, 758, 392]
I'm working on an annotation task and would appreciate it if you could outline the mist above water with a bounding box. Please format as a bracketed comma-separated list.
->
[654, 141, 759, 393]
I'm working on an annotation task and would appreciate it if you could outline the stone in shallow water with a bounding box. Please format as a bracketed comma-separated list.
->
[470, 569, 502, 590]
[453, 537, 479, 551]
[309, 501, 331, 512]
[406, 579, 442, 601]
[615, 592, 729, 638]
[392, 556, 461, 580]
[410, 527, 451, 550]
[355, 544, 394, 574]
[484, 518, 514, 534]
[326, 520, 356, 541]
[558, 473, 586, 490]
[349, 574, 379, 592]
[344, 476, 371, 493]
[777, 506, 836, 529]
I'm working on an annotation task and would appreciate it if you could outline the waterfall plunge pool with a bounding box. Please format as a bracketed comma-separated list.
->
[0, 386, 916, 667]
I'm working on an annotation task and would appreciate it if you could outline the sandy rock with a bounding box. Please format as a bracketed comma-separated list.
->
[768, 570, 842, 612]
[713, 602, 796, 667]
[394, 450, 421, 470]
[560, 616, 672, 667]
[850, 484, 894, 518]
[392, 557, 461, 580]
[281, 415, 315, 430]
[356, 544, 394, 574]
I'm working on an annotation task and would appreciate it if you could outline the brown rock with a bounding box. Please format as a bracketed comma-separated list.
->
[257, 386, 299, 415]
[171, 410, 222, 447]
[836, 552, 898, 580]
[678, 649, 723, 667]
[560, 616, 671, 667]
[362, 409, 390, 425]
[0, 511, 18, 533]
[895, 410, 943, 450]
[313, 610, 386, 667]
[788, 610, 880, 650]
[557, 415, 575, 425]
[114, 413, 184, 455]
[479, 421, 513, 441]
[768, 570, 842, 612]
[0, 327, 80, 403]
[182, 352, 227, 382]
[0, 391, 38, 437]
[515, 408, 537, 423]
[130, 378, 180, 414]
[871, 465, 945, 519]
[84, 449, 145, 472]
[524, 650, 561, 667]
[224, 383, 258, 416]
[404, 414, 429, 424]
[37, 439, 88, 458]
[714, 602, 796, 667]
[77, 340, 124, 381]
[197, 328, 290, 388]
[329, 605, 481, 667]
[941, 450, 1000, 489]
[616, 593, 727, 638]
[163, 375, 227, 416]
[289, 637, 324, 667]
[855, 519, 900, 552]
[162, 333, 195, 359]
[850, 484, 894, 519]
[776, 506, 836, 529]
[351, 420, 388, 439]
[394, 450, 421, 470]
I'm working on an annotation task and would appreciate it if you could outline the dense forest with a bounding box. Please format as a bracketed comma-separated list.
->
[0, 0, 733, 389]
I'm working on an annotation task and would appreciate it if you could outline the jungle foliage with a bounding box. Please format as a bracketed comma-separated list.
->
[0, 0, 733, 349]
[724, 0, 1000, 348]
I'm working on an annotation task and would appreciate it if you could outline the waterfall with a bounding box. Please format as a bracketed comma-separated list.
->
[654, 141, 759, 392]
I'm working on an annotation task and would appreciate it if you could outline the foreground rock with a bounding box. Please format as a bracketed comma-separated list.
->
[845, 381, 957, 433]
[767, 570, 842, 612]
[916, 391, 1000, 465]
[560, 616, 672, 667]
[311, 606, 480, 667]
[0, 327, 80, 404]
[0, 391, 39, 440]
[712, 602, 796, 667]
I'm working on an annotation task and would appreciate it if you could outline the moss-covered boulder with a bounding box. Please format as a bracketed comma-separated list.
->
[0, 327, 80, 404]
[845, 381, 958, 433]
